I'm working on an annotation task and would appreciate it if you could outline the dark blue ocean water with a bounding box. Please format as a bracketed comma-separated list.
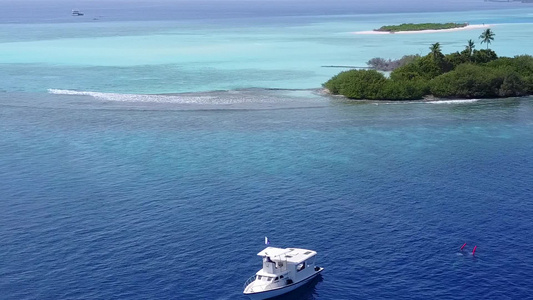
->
[2, 1, 533, 299]
[1, 94, 533, 299]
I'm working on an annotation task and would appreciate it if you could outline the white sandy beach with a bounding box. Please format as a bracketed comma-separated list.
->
[353, 24, 491, 35]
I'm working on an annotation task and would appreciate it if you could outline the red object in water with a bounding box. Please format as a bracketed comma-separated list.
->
[472, 245, 477, 255]
[460, 243, 467, 250]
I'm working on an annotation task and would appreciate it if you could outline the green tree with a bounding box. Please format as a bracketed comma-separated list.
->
[466, 39, 475, 57]
[390, 55, 444, 81]
[471, 49, 498, 64]
[381, 79, 428, 100]
[430, 64, 498, 98]
[485, 55, 533, 77]
[498, 71, 527, 97]
[446, 51, 467, 68]
[486, 55, 533, 93]
[429, 42, 443, 60]
[479, 28, 495, 49]
[323, 69, 386, 99]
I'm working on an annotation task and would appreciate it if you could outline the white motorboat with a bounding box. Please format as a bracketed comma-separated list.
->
[72, 10, 84, 16]
[243, 247, 323, 299]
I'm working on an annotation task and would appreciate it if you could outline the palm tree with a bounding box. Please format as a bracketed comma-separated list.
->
[479, 28, 495, 49]
[465, 39, 475, 56]
[429, 42, 442, 60]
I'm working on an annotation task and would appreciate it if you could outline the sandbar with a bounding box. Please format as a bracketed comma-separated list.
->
[352, 24, 492, 35]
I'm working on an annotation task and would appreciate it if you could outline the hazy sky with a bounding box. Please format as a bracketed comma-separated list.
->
[0, 0, 525, 24]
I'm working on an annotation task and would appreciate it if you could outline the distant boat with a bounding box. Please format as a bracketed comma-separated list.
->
[72, 10, 84, 16]
[243, 246, 324, 299]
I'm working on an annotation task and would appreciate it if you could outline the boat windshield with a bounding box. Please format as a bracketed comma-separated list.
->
[256, 275, 276, 281]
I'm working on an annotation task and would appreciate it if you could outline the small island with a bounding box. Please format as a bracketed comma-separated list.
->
[376, 22, 468, 33]
[324, 29, 533, 100]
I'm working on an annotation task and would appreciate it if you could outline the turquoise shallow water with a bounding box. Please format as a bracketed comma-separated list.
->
[1, 1, 533, 299]
[1, 6, 533, 94]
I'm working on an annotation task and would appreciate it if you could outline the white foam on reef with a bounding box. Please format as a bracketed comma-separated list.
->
[427, 99, 479, 104]
[48, 89, 217, 104]
[47, 88, 327, 108]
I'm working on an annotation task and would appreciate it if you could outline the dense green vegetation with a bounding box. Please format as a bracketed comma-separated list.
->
[324, 30, 533, 100]
[376, 22, 467, 32]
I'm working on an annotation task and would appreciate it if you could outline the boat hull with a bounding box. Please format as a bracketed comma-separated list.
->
[244, 268, 323, 300]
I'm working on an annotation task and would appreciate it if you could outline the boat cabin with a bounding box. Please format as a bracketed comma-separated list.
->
[243, 246, 323, 298]
[246, 247, 318, 291]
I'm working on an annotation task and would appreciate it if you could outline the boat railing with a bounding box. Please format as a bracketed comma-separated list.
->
[243, 276, 282, 293]
[243, 275, 256, 290]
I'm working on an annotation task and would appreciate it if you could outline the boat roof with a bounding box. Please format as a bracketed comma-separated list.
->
[257, 247, 317, 264]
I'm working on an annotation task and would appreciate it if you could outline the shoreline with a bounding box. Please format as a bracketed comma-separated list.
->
[352, 24, 492, 35]
[322, 88, 532, 102]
